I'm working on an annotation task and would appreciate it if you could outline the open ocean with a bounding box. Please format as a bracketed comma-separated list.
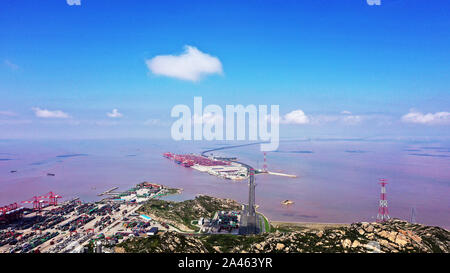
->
[0, 139, 449, 229]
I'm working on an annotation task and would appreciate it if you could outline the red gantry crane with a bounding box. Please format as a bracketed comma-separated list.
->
[41, 191, 62, 206]
[21, 196, 48, 214]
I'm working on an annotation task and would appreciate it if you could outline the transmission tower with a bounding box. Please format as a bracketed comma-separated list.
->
[263, 152, 267, 172]
[410, 207, 416, 224]
[376, 178, 390, 222]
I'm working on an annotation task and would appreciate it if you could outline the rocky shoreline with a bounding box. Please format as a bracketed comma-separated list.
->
[243, 219, 449, 253]
[117, 218, 449, 253]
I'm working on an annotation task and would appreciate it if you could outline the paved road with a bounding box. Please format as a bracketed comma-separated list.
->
[201, 142, 266, 158]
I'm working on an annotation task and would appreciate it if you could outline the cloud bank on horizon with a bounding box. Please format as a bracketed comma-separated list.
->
[32, 107, 70, 119]
[146, 46, 223, 82]
[402, 110, 450, 125]
[18, 107, 449, 127]
[268, 110, 369, 126]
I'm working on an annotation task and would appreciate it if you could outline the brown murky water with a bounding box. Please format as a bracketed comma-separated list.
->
[1, 139, 449, 229]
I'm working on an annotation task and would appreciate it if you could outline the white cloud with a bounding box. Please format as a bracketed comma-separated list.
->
[267, 110, 390, 126]
[4, 60, 19, 71]
[401, 110, 450, 125]
[32, 107, 70, 118]
[66, 0, 81, 6]
[146, 45, 223, 82]
[107, 109, 123, 118]
[255, 109, 390, 127]
[338, 111, 365, 125]
[281, 110, 310, 124]
[265, 109, 310, 125]
[341, 115, 363, 125]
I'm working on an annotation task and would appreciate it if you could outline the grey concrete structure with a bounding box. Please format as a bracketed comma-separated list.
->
[239, 167, 258, 235]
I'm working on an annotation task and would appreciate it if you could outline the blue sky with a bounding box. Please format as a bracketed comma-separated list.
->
[0, 0, 449, 140]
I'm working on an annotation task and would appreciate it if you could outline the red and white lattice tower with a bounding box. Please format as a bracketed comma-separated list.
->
[376, 178, 390, 222]
[263, 152, 268, 172]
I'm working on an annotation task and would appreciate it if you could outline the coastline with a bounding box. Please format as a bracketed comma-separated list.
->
[271, 221, 350, 231]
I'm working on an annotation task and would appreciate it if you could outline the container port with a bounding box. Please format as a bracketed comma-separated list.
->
[0, 182, 180, 253]
[163, 152, 248, 180]
[164, 152, 297, 180]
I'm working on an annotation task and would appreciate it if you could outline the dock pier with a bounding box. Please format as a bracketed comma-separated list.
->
[97, 187, 119, 196]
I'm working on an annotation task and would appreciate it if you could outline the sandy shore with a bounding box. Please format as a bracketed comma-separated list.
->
[271, 221, 350, 231]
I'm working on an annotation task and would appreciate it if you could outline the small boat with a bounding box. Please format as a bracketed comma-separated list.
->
[47, 173, 56, 176]
[281, 200, 294, 206]
[10, 170, 17, 173]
